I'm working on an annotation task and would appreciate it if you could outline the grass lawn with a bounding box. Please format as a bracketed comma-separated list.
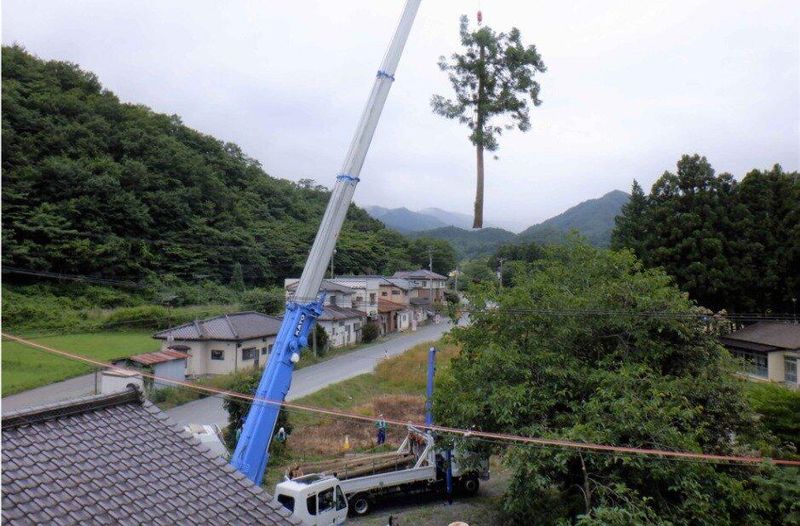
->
[2, 331, 157, 396]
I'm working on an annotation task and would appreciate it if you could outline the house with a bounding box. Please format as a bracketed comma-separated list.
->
[153, 312, 282, 377]
[115, 349, 189, 391]
[285, 279, 367, 347]
[392, 269, 449, 304]
[720, 322, 800, 388]
[378, 299, 411, 335]
[326, 276, 383, 318]
[1, 388, 298, 525]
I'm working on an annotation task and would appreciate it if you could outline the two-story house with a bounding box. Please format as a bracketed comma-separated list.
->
[392, 269, 449, 305]
[284, 279, 368, 347]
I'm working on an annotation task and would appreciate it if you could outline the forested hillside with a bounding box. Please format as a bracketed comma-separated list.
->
[612, 155, 800, 312]
[409, 226, 516, 259]
[516, 190, 629, 247]
[1, 46, 415, 289]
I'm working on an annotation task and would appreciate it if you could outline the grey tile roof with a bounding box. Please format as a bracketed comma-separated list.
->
[1, 388, 299, 525]
[153, 311, 282, 342]
[285, 279, 355, 295]
[392, 269, 448, 281]
[319, 305, 367, 322]
[720, 322, 800, 351]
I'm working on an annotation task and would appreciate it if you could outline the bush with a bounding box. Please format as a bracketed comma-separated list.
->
[362, 322, 380, 343]
[240, 287, 285, 315]
[312, 326, 329, 357]
[744, 382, 800, 453]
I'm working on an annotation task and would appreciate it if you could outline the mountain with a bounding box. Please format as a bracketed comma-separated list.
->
[365, 206, 447, 233]
[516, 190, 630, 247]
[1, 46, 415, 287]
[409, 226, 517, 259]
[418, 208, 474, 229]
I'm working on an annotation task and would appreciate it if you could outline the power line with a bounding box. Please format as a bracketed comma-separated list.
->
[3, 332, 798, 468]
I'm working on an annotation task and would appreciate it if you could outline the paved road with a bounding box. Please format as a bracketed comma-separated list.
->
[165, 321, 453, 427]
[2, 372, 100, 414]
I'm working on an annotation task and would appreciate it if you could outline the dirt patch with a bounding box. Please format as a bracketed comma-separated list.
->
[287, 394, 425, 458]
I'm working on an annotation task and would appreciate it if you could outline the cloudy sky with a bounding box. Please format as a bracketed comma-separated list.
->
[3, 0, 798, 230]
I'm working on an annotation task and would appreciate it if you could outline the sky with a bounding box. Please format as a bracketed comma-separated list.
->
[3, 0, 798, 231]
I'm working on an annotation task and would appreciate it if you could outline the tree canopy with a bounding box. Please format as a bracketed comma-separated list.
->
[436, 241, 795, 525]
[1, 46, 416, 290]
[432, 15, 545, 228]
[611, 155, 800, 312]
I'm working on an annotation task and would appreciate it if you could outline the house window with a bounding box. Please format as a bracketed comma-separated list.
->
[354, 322, 361, 331]
[786, 357, 797, 384]
[392, 289, 400, 295]
[329, 295, 337, 306]
[381, 291, 388, 297]
[242, 348, 256, 360]
[211, 350, 224, 361]
[261, 347, 267, 356]
[734, 349, 768, 378]
[369, 293, 376, 305]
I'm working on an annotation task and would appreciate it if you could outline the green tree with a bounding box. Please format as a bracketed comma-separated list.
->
[432, 15, 545, 228]
[610, 180, 647, 256]
[436, 241, 786, 525]
[459, 257, 495, 286]
[229, 262, 245, 292]
[408, 237, 457, 275]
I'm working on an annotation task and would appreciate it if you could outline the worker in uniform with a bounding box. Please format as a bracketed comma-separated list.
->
[375, 414, 388, 445]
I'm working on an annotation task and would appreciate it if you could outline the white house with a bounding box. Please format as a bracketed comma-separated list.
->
[285, 279, 368, 348]
[720, 322, 800, 388]
[392, 270, 449, 305]
[327, 276, 383, 319]
[152, 312, 282, 377]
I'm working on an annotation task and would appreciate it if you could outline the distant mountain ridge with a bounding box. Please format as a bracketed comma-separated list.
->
[517, 190, 630, 247]
[365, 205, 506, 232]
[392, 190, 630, 258]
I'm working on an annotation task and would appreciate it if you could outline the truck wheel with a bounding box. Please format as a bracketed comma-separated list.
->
[461, 475, 480, 496]
[350, 494, 371, 516]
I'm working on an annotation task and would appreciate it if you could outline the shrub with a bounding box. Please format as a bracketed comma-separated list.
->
[240, 287, 285, 315]
[362, 322, 380, 343]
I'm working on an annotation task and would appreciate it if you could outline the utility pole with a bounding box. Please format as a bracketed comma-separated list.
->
[498, 257, 505, 288]
[428, 248, 434, 304]
[330, 248, 336, 279]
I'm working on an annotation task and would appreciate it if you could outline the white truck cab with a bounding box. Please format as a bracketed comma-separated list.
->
[274, 474, 348, 525]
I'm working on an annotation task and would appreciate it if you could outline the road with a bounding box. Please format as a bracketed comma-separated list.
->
[2, 372, 100, 414]
[3, 320, 453, 419]
[165, 320, 453, 427]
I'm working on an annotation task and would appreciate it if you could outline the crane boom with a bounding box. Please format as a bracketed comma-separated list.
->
[231, 0, 422, 485]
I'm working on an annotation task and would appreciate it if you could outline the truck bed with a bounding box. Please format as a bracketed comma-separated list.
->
[293, 452, 416, 481]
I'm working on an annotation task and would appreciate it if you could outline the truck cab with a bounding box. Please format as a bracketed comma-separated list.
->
[274, 474, 348, 525]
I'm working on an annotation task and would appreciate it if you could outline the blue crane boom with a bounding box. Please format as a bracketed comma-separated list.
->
[231, 0, 423, 485]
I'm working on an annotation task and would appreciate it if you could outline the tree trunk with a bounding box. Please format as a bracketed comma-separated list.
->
[473, 42, 486, 229]
[473, 143, 484, 228]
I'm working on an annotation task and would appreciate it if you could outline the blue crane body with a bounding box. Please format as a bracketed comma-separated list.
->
[231, 0, 422, 486]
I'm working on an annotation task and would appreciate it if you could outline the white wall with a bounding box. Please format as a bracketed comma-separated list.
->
[162, 336, 276, 377]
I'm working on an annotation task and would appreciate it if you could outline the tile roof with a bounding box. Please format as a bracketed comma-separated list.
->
[720, 322, 800, 351]
[378, 299, 408, 312]
[319, 305, 367, 322]
[129, 349, 189, 366]
[1, 388, 298, 525]
[285, 279, 355, 294]
[392, 269, 448, 281]
[384, 277, 412, 290]
[153, 311, 282, 342]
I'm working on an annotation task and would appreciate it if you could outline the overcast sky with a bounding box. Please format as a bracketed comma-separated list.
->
[3, 1, 798, 230]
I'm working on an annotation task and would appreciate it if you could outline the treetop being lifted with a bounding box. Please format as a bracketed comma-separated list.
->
[432, 13, 546, 228]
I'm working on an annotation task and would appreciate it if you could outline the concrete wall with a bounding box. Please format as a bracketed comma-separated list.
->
[101, 371, 143, 395]
[152, 359, 187, 389]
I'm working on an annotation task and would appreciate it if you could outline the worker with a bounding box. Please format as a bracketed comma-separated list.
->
[375, 414, 388, 445]
[276, 426, 287, 442]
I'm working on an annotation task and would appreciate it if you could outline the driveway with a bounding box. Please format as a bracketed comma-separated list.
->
[165, 320, 453, 427]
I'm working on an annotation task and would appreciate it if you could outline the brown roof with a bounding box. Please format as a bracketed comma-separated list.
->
[1, 388, 298, 525]
[720, 322, 800, 351]
[129, 349, 189, 366]
[378, 299, 408, 312]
